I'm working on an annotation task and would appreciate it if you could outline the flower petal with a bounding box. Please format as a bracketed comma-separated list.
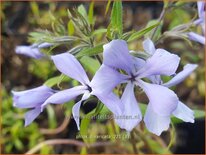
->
[144, 104, 170, 136]
[163, 64, 198, 88]
[41, 86, 87, 110]
[119, 82, 142, 131]
[37, 42, 53, 48]
[90, 64, 127, 95]
[103, 40, 133, 74]
[188, 32, 205, 45]
[51, 53, 90, 85]
[143, 38, 156, 55]
[147, 75, 162, 85]
[172, 101, 194, 123]
[72, 91, 90, 130]
[137, 80, 178, 116]
[132, 56, 146, 72]
[24, 107, 41, 126]
[15, 45, 44, 59]
[136, 49, 180, 78]
[94, 92, 123, 118]
[12, 85, 54, 108]
[197, 1, 205, 19]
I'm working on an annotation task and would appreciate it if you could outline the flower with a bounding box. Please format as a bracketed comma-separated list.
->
[12, 85, 55, 126]
[15, 42, 52, 59]
[141, 39, 197, 135]
[41, 53, 123, 130]
[188, 1, 205, 44]
[93, 39, 197, 135]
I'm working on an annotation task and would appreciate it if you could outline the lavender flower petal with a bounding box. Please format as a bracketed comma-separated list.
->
[51, 53, 90, 85]
[15, 45, 44, 59]
[188, 32, 205, 45]
[94, 92, 123, 118]
[119, 82, 142, 131]
[136, 49, 180, 78]
[38, 42, 53, 48]
[137, 80, 178, 116]
[132, 56, 146, 71]
[143, 38, 156, 55]
[90, 65, 128, 95]
[103, 40, 133, 74]
[163, 64, 198, 88]
[41, 86, 87, 110]
[24, 107, 41, 126]
[72, 91, 90, 130]
[144, 104, 170, 136]
[197, 1, 205, 19]
[172, 101, 194, 123]
[12, 85, 54, 108]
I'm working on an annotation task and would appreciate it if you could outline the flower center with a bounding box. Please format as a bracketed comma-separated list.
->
[129, 73, 136, 82]
[86, 84, 92, 92]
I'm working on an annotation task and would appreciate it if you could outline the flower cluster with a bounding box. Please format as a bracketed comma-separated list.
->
[12, 38, 197, 136]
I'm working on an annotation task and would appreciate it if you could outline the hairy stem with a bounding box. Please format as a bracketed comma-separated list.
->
[150, 6, 167, 40]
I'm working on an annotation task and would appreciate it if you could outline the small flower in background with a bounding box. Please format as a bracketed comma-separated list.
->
[93, 39, 197, 135]
[12, 85, 55, 126]
[15, 42, 53, 59]
[188, 1, 205, 44]
[41, 53, 123, 130]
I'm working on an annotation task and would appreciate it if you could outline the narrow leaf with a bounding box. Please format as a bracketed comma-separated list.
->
[44, 75, 70, 87]
[88, 1, 94, 25]
[76, 44, 103, 58]
[105, 0, 112, 15]
[68, 20, 75, 36]
[128, 22, 160, 42]
[110, 0, 123, 36]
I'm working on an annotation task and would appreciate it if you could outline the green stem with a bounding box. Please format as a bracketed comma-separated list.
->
[130, 130, 138, 154]
[150, 6, 167, 40]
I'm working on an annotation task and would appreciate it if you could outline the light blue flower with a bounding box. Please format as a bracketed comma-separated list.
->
[15, 42, 52, 59]
[41, 53, 123, 130]
[93, 39, 197, 135]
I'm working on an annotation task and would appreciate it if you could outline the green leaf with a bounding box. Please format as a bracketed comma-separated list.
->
[68, 20, 75, 36]
[110, 0, 123, 37]
[139, 103, 147, 115]
[105, 0, 112, 15]
[88, 1, 94, 25]
[78, 5, 88, 19]
[46, 105, 57, 129]
[127, 22, 160, 42]
[80, 147, 88, 155]
[14, 138, 24, 150]
[92, 28, 107, 36]
[80, 101, 104, 143]
[76, 44, 103, 58]
[146, 20, 162, 42]
[44, 75, 70, 87]
[30, 2, 40, 18]
[80, 56, 100, 75]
